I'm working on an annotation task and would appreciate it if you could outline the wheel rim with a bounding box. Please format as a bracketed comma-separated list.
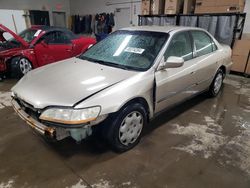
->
[19, 58, 32, 74]
[214, 73, 223, 94]
[119, 111, 143, 146]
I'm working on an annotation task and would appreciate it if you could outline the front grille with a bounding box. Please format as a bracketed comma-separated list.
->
[15, 98, 41, 121]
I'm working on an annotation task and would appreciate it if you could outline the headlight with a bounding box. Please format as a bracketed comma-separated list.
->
[39, 106, 101, 125]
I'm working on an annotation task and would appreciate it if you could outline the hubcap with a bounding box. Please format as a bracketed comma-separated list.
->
[214, 73, 223, 94]
[119, 111, 143, 146]
[19, 58, 32, 74]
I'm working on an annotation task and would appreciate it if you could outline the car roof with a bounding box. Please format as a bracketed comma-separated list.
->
[30, 25, 72, 33]
[30, 25, 78, 39]
[120, 26, 204, 33]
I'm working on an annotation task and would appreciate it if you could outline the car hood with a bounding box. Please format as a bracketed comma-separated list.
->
[0, 24, 28, 47]
[12, 57, 138, 109]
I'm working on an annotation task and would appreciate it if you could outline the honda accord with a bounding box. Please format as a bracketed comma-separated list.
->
[11, 26, 232, 152]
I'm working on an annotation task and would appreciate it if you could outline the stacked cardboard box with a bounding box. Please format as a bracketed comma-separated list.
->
[164, 0, 184, 14]
[183, 0, 196, 14]
[195, 0, 245, 14]
[141, 0, 245, 15]
[241, 35, 250, 74]
[246, 59, 250, 75]
[141, 0, 151, 15]
[231, 39, 250, 74]
[242, 33, 250, 40]
[151, 0, 165, 15]
[141, 0, 165, 15]
[141, 0, 185, 15]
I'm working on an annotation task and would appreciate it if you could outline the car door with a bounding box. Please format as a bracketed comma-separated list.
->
[34, 31, 73, 66]
[155, 31, 198, 113]
[189, 30, 219, 91]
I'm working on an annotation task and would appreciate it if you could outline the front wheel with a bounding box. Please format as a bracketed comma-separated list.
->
[105, 103, 147, 152]
[207, 69, 224, 97]
[18, 58, 32, 76]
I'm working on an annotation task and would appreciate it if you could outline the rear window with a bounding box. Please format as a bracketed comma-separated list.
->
[191, 31, 214, 57]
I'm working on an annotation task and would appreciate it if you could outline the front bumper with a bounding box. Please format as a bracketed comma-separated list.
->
[12, 99, 98, 141]
[12, 99, 55, 137]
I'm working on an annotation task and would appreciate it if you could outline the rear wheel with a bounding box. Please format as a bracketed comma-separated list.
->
[208, 69, 224, 97]
[105, 103, 147, 152]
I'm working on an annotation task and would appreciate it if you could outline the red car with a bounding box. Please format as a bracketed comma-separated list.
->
[0, 24, 96, 78]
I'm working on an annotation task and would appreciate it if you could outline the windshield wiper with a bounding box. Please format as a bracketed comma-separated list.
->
[79, 56, 99, 63]
[80, 56, 130, 70]
[90, 60, 128, 70]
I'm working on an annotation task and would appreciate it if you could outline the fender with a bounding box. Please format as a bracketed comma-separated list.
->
[20, 49, 38, 68]
[75, 72, 155, 119]
[5, 49, 38, 69]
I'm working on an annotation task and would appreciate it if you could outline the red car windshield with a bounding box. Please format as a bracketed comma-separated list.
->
[8, 28, 39, 44]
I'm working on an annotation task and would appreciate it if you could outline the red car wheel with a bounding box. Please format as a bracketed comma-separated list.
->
[18, 58, 32, 75]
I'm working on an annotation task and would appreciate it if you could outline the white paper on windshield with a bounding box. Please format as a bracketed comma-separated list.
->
[34, 29, 42, 37]
[124, 47, 145, 54]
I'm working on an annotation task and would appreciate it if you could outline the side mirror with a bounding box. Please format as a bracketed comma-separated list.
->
[159, 56, 184, 70]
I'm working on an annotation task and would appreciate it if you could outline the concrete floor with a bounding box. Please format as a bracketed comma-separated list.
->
[0, 74, 250, 188]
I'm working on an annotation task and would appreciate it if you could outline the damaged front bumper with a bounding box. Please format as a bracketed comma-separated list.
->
[12, 99, 55, 136]
[11, 99, 95, 142]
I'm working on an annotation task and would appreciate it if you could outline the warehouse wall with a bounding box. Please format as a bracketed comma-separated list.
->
[0, 10, 26, 33]
[243, 0, 250, 33]
[0, 0, 70, 27]
[70, 0, 141, 30]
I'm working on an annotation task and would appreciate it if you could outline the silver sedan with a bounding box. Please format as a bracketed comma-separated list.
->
[11, 26, 232, 152]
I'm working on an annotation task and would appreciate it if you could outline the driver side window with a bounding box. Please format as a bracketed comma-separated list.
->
[164, 32, 193, 62]
[42, 31, 71, 44]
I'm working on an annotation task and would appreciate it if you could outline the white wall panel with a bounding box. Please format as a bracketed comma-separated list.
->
[0, 9, 26, 35]
[0, 0, 70, 27]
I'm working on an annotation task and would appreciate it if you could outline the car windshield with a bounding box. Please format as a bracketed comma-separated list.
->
[79, 30, 168, 71]
[8, 28, 39, 44]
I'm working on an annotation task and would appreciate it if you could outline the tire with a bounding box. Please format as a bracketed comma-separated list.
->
[105, 103, 147, 152]
[207, 69, 224, 97]
[10, 57, 32, 78]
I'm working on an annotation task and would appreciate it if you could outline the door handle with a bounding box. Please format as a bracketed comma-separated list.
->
[66, 49, 72, 52]
[190, 71, 195, 75]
